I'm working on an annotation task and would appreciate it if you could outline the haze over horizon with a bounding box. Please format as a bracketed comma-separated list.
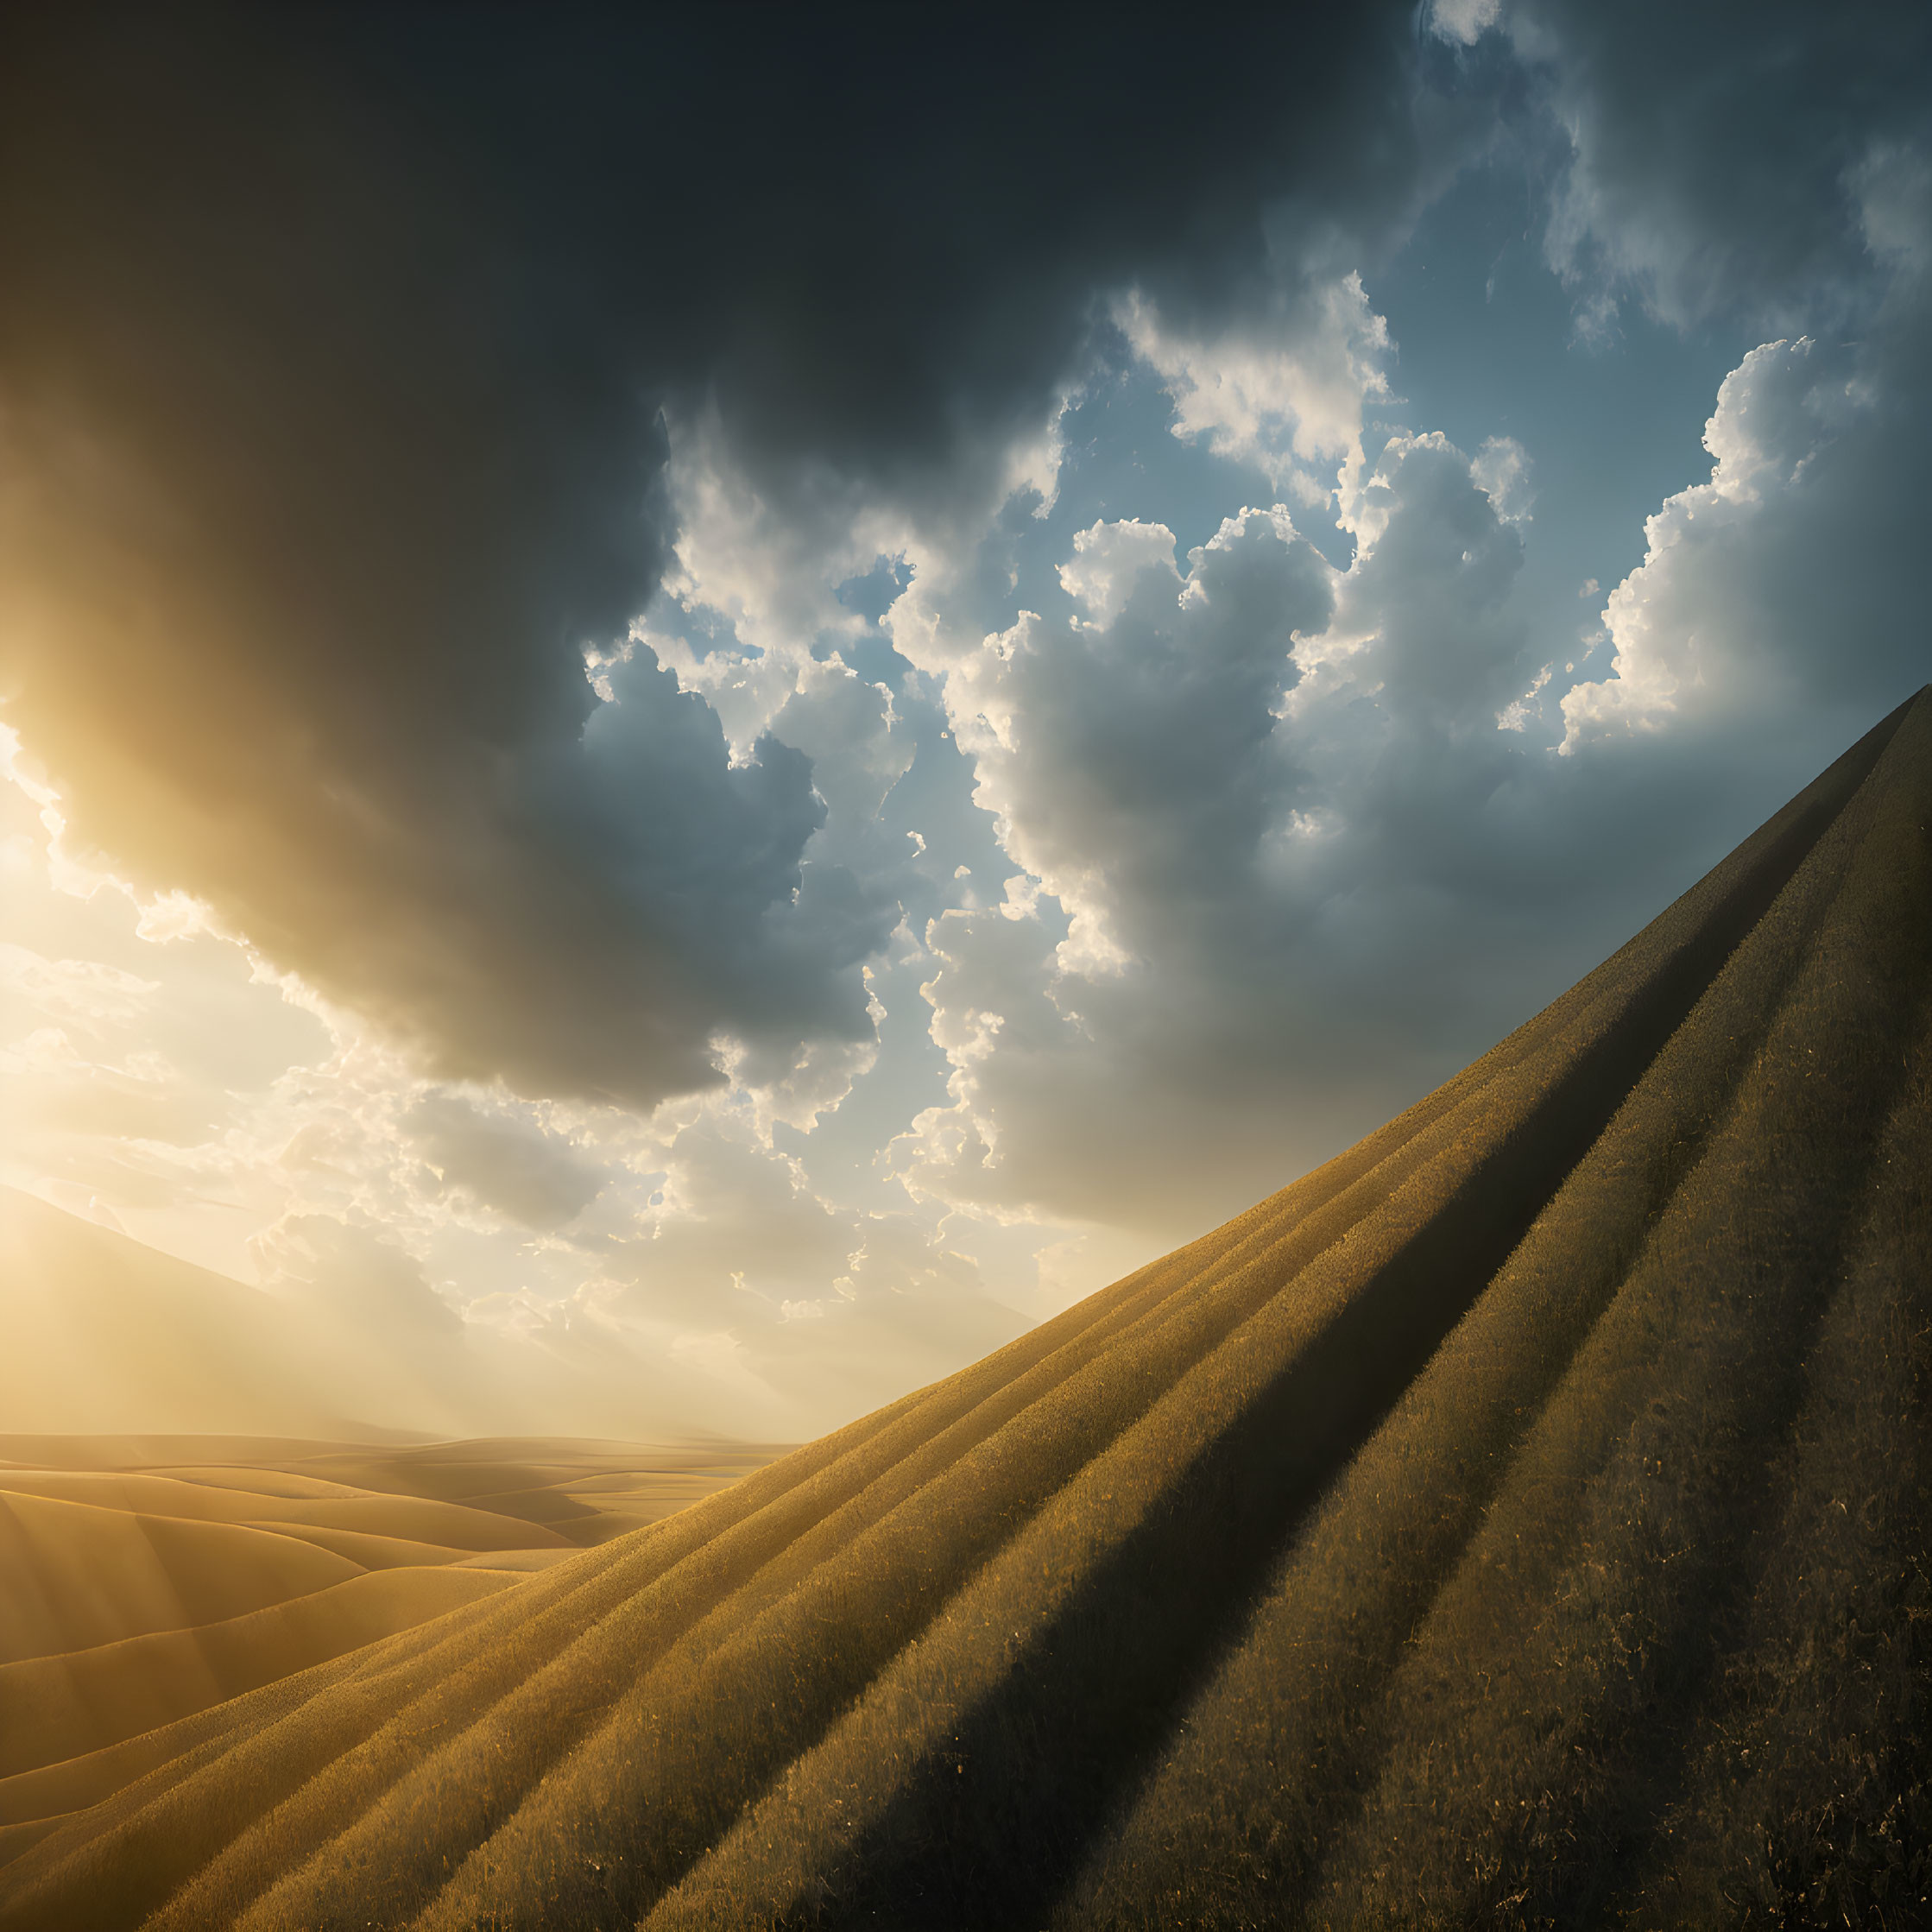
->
[3, 1, 1929, 1442]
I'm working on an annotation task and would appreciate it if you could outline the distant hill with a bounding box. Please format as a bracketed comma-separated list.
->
[0, 1188, 802, 1444]
[4, 686, 1928, 1927]
[0, 1436, 788, 1875]
[0, 1190, 376, 1439]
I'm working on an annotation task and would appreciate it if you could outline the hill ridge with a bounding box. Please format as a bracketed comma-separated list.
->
[3, 686, 1928, 1929]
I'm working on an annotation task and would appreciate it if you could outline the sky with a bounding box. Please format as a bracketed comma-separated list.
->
[2, 1, 1928, 1441]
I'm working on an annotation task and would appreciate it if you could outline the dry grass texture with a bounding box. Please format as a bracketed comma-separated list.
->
[3, 689, 1927, 1929]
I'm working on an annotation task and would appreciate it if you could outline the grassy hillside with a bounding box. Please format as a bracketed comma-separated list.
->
[3, 688, 1927, 1929]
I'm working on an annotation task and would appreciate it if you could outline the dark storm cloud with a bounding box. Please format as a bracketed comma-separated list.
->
[1505, 0, 1932, 330]
[0, 0, 1451, 1107]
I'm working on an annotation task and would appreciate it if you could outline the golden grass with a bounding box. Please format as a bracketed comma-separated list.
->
[1, 688, 1925, 1930]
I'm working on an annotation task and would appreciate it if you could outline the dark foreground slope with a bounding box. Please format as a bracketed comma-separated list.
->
[4, 690, 1929, 1929]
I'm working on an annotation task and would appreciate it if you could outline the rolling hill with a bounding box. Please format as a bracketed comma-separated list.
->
[0, 1438, 788, 1880]
[3, 685, 1929, 1928]
[0, 1188, 816, 1446]
[0, 1193, 388, 1442]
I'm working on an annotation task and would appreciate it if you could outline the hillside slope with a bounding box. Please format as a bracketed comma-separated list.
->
[4, 687, 1929, 1928]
